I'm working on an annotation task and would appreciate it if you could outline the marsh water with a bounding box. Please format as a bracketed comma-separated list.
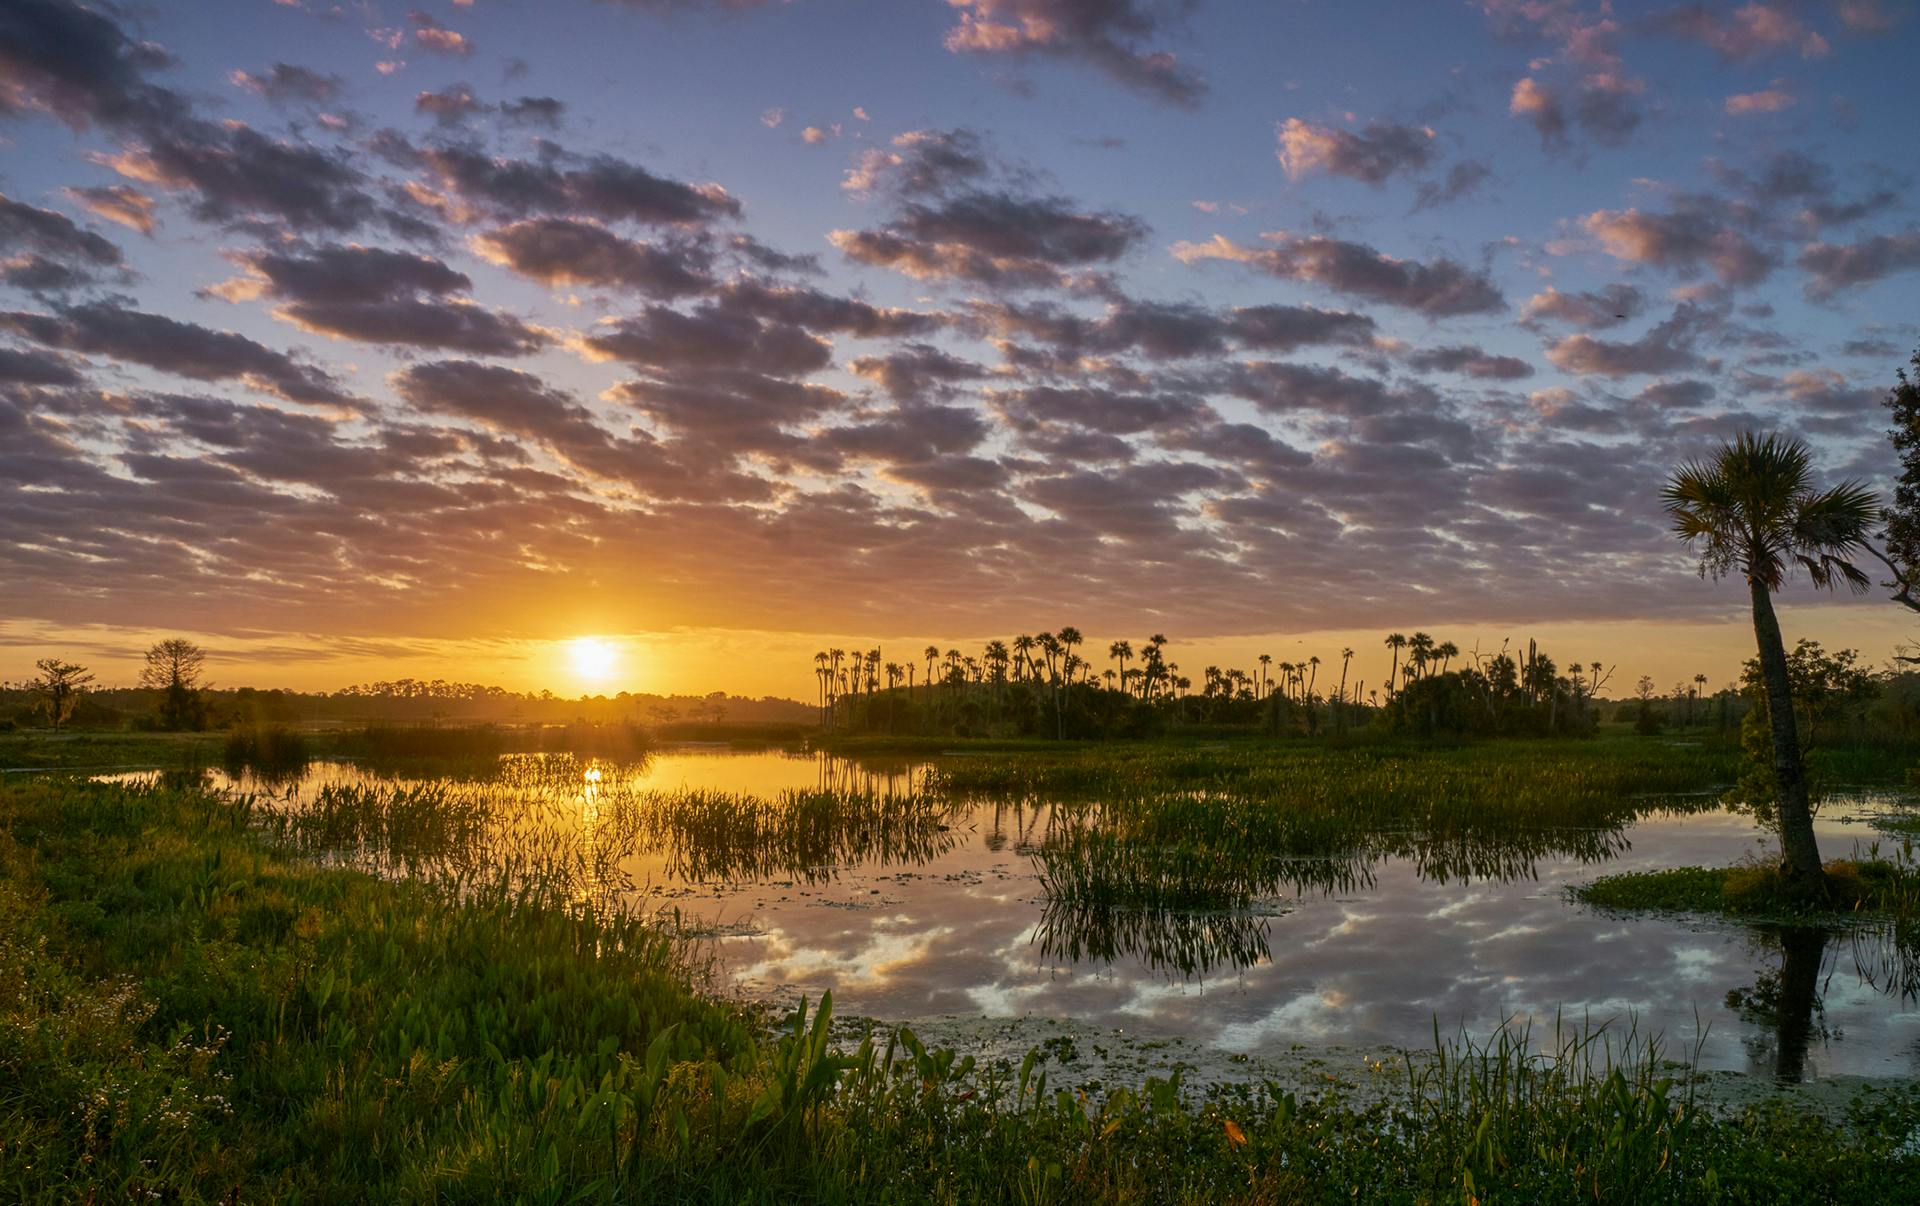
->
[150, 748, 1920, 1083]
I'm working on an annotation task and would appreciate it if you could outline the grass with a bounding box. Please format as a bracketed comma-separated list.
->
[1575, 853, 1920, 920]
[224, 723, 311, 779]
[3, 772, 1920, 1200]
[0, 729, 224, 771]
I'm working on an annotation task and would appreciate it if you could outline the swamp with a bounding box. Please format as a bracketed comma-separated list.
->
[5, 728, 1918, 1201]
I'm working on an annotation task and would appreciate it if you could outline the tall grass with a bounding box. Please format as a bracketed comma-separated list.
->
[3, 774, 1916, 1201]
[223, 722, 311, 779]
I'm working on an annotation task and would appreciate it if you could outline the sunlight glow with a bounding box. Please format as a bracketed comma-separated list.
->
[568, 637, 619, 684]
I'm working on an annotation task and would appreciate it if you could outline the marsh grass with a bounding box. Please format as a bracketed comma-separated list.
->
[224, 723, 311, 780]
[3, 773, 1918, 1201]
[243, 754, 963, 894]
[1575, 847, 1920, 919]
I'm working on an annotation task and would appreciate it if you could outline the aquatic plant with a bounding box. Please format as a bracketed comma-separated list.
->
[5, 773, 1917, 1202]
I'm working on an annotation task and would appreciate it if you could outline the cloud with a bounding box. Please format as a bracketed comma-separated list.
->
[211, 244, 469, 305]
[1724, 87, 1794, 115]
[1509, 73, 1642, 150]
[229, 63, 343, 105]
[472, 218, 712, 297]
[1833, 0, 1908, 32]
[1520, 284, 1643, 329]
[1656, 3, 1830, 60]
[1798, 228, 1920, 299]
[1580, 204, 1777, 286]
[849, 344, 988, 402]
[500, 96, 566, 128]
[0, 345, 84, 386]
[1708, 149, 1899, 230]
[1404, 344, 1535, 380]
[1544, 304, 1713, 377]
[844, 128, 991, 197]
[966, 295, 1376, 361]
[62, 185, 158, 235]
[416, 83, 483, 125]
[107, 121, 379, 233]
[1509, 77, 1568, 147]
[578, 303, 833, 377]
[411, 142, 741, 226]
[1413, 161, 1493, 212]
[0, 192, 126, 291]
[0, 0, 186, 131]
[0, 300, 352, 404]
[1173, 232, 1506, 317]
[834, 190, 1147, 288]
[408, 10, 473, 56]
[941, 0, 1207, 107]
[714, 279, 940, 338]
[392, 359, 602, 447]
[211, 244, 550, 356]
[1276, 118, 1435, 185]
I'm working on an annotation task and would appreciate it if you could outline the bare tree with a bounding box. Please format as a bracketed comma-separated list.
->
[141, 638, 208, 730]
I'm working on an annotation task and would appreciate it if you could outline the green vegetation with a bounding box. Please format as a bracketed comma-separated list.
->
[0, 668, 814, 734]
[1576, 858, 1920, 919]
[0, 728, 225, 771]
[224, 723, 311, 779]
[1664, 432, 1880, 884]
[924, 736, 1746, 815]
[5, 772, 1918, 1203]
[811, 631, 1632, 741]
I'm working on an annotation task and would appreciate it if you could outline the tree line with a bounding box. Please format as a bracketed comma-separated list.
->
[1, 650, 815, 733]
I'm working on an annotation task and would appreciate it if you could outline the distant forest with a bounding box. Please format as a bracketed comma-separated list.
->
[0, 676, 814, 733]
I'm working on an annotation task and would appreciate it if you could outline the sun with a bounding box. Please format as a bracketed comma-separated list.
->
[567, 637, 619, 684]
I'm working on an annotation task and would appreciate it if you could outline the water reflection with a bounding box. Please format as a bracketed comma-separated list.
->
[112, 749, 1920, 1080]
[1034, 897, 1276, 979]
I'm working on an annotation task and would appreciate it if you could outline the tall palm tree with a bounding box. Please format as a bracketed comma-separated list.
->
[1109, 639, 1132, 691]
[813, 651, 829, 725]
[1383, 633, 1407, 697]
[1408, 632, 1434, 682]
[1664, 432, 1876, 883]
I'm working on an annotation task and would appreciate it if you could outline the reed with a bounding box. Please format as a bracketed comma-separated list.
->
[2, 773, 1915, 1202]
[223, 722, 311, 779]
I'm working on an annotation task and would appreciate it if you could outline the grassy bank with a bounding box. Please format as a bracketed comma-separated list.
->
[1575, 858, 1920, 919]
[3, 773, 1918, 1202]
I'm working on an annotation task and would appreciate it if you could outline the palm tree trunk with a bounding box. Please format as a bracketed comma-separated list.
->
[1750, 578, 1823, 881]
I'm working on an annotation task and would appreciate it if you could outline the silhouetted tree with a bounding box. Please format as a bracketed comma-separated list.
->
[1383, 632, 1407, 697]
[141, 638, 208, 730]
[1875, 346, 1920, 613]
[1665, 432, 1876, 885]
[29, 657, 94, 731]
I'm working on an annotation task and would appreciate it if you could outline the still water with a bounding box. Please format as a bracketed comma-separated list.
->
[176, 748, 1920, 1082]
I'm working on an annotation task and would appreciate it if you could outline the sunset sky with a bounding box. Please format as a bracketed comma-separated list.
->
[2, 0, 1918, 700]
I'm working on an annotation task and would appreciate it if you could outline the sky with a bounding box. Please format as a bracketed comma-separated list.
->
[1, 0, 1918, 700]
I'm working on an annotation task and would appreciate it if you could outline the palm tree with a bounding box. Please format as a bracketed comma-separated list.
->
[1664, 432, 1876, 884]
[1692, 672, 1709, 726]
[1337, 647, 1353, 705]
[1383, 633, 1407, 697]
[1436, 641, 1458, 675]
[1257, 653, 1272, 698]
[813, 651, 829, 725]
[1408, 632, 1434, 681]
[1109, 639, 1132, 691]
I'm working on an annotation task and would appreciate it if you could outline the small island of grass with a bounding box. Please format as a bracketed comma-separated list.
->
[1575, 858, 1920, 920]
